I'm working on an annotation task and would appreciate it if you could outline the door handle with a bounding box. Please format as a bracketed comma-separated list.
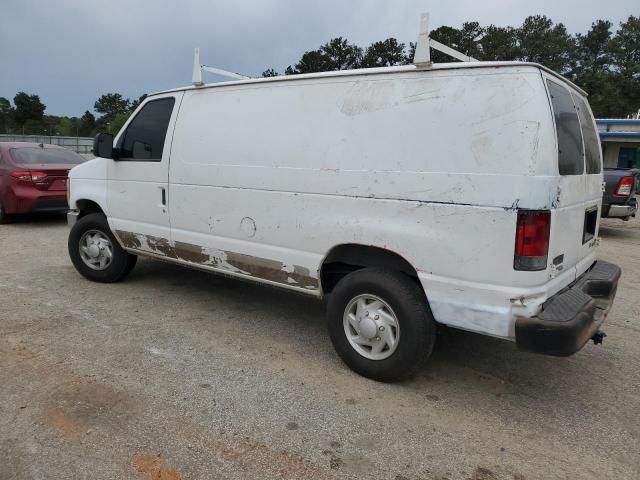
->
[160, 187, 166, 205]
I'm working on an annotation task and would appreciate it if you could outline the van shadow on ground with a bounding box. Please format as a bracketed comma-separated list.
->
[599, 224, 639, 239]
[126, 257, 596, 408]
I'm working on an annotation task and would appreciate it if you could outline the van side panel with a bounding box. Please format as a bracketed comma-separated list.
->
[170, 67, 557, 207]
[161, 67, 560, 338]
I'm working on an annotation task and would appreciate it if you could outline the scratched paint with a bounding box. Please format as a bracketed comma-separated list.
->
[116, 231, 318, 290]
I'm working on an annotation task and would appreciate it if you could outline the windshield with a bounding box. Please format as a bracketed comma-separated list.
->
[11, 147, 85, 165]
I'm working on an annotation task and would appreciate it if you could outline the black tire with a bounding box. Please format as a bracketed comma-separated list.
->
[68, 213, 137, 283]
[327, 268, 436, 382]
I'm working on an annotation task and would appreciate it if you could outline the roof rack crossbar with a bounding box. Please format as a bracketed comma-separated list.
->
[192, 48, 251, 87]
[413, 13, 479, 66]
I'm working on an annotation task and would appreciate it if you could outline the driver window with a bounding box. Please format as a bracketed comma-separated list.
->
[118, 98, 175, 161]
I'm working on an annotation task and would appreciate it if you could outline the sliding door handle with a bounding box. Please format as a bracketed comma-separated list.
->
[160, 187, 166, 206]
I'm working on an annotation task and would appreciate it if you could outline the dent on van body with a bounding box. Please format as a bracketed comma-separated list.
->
[115, 230, 318, 291]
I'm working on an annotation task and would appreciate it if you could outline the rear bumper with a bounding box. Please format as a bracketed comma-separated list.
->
[3, 186, 68, 214]
[30, 198, 68, 212]
[515, 260, 621, 356]
[603, 197, 637, 218]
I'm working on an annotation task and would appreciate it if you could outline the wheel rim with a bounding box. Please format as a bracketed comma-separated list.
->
[343, 294, 400, 361]
[79, 230, 114, 271]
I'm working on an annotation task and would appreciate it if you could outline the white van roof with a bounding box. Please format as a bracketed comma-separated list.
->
[150, 61, 587, 98]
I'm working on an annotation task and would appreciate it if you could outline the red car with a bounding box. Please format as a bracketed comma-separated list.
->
[0, 142, 85, 223]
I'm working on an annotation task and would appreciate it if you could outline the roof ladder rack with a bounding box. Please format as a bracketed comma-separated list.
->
[192, 48, 251, 87]
[413, 13, 479, 67]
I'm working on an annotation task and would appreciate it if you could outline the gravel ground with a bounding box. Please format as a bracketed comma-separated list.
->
[0, 214, 639, 480]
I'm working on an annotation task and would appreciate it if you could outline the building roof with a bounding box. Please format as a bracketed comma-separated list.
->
[597, 119, 640, 143]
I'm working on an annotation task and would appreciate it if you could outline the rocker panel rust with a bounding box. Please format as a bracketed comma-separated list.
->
[115, 230, 318, 291]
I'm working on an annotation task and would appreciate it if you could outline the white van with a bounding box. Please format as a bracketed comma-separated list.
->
[67, 61, 620, 381]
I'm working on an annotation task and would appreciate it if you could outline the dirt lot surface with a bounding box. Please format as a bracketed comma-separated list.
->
[1, 215, 639, 480]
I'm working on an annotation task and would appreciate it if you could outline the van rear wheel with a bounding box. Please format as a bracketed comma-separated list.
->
[68, 213, 137, 283]
[327, 268, 436, 382]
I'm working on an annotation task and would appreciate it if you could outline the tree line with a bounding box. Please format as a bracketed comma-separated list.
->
[0, 92, 147, 137]
[1, 13, 638, 137]
[264, 14, 640, 118]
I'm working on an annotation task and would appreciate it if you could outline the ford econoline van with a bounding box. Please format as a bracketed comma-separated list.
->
[66, 61, 620, 381]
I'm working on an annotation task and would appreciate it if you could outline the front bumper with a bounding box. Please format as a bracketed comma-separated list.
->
[606, 198, 637, 218]
[67, 210, 79, 227]
[515, 260, 621, 356]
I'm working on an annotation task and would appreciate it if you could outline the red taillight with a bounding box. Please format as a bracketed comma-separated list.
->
[514, 210, 551, 271]
[10, 171, 47, 183]
[10, 171, 32, 181]
[614, 176, 634, 197]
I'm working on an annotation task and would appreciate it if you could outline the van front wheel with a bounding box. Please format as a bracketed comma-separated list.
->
[68, 213, 137, 283]
[327, 268, 436, 382]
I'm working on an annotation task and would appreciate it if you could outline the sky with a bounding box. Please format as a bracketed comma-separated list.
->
[0, 0, 637, 117]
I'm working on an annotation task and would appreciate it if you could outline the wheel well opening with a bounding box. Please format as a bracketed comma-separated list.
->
[320, 244, 420, 294]
[76, 200, 104, 218]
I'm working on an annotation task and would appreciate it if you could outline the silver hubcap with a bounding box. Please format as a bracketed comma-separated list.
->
[343, 294, 400, 360]
[79, 230, 113, 270]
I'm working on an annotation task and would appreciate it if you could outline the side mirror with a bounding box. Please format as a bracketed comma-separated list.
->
[93, 133, 114, 159]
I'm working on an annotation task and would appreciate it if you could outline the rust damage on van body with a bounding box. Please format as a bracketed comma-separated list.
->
[115, 230, 318, 290]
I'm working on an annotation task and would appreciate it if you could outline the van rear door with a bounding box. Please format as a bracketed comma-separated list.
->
[543, 75, 602, 282]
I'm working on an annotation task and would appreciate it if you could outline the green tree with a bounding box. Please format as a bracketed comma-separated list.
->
[572, 20, 621, 117]
[430, 22, 484, 63]
[362, 38, 406, 67]
[321, 37, 363, 70]
[0, 97, 13, 133]
[53, 116, 81, 137]
[609, 15, 640, 76]
[24, 119, 47, 135]
[286, 50, 328, 74]
[13, 92, 45, 130]
[129, 94, 148, 112]
[287, 37, 362, 74]
[575, 20, 613, 76]
[111, 112, 130, 135]
[517, 16, 576, 74]
[479, 26, 519, 61]
[79, 111, 96, 136]
[582, 72, 627, 117]
[609, 16, 640, 116]
[94, 93, 130, 122]
[43, 115, 62, 136]
[261, 68, 279, 77]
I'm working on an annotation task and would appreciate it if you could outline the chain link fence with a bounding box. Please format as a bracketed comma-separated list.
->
[0, 134, 94, 154]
